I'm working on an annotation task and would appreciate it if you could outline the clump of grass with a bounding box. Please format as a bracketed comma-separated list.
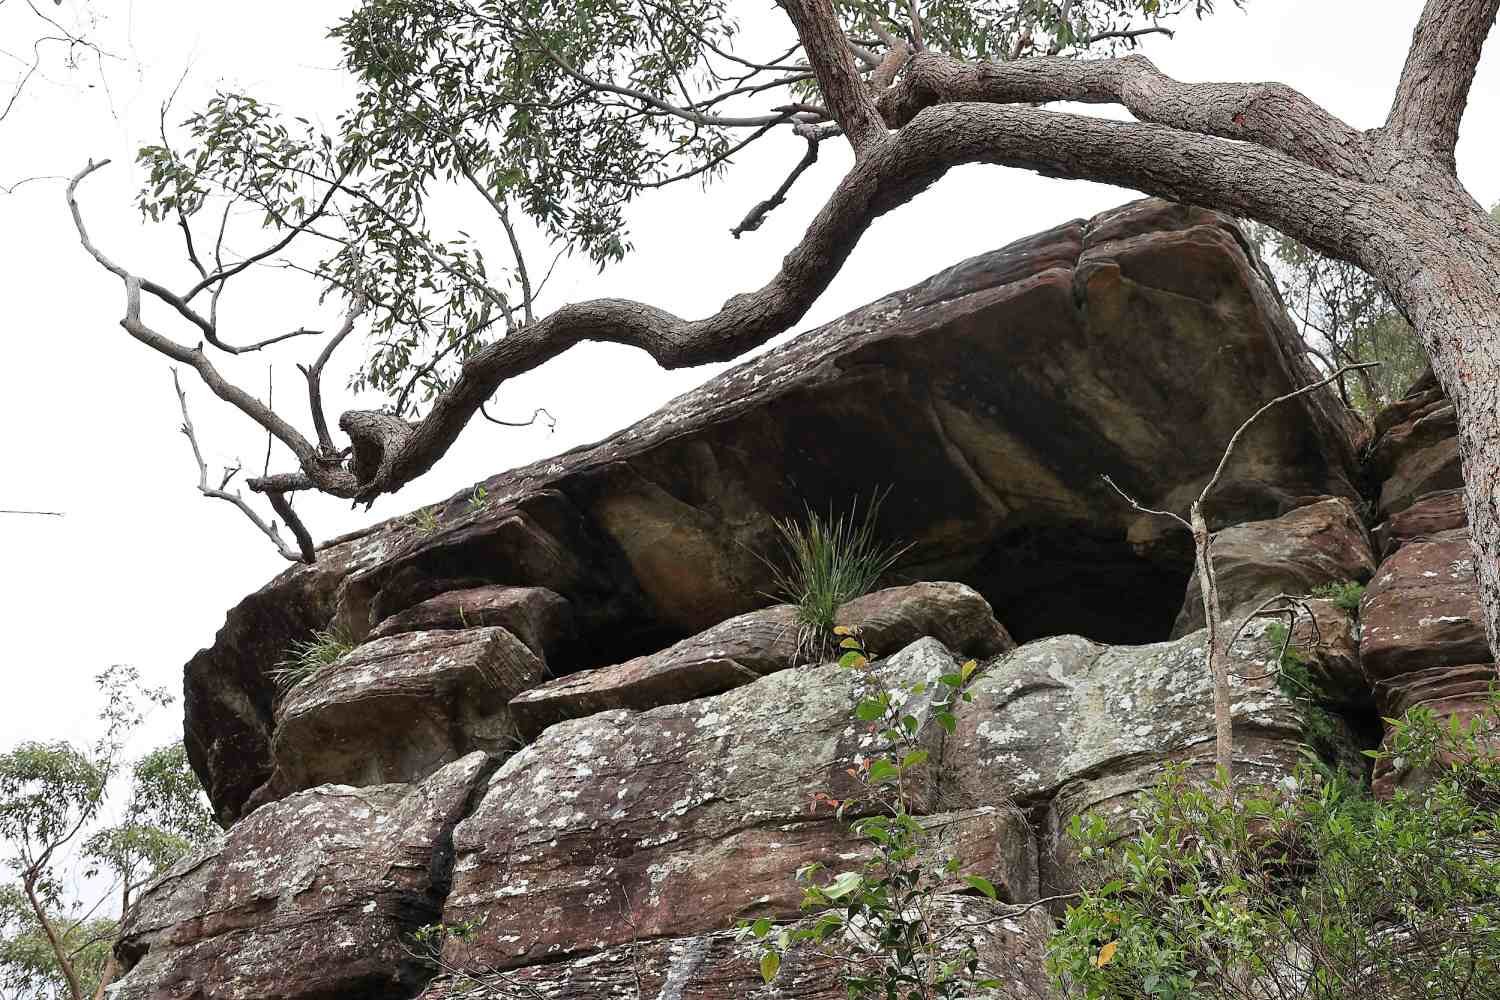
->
[467, 484, 490, 512]
[410, 507, 439, 535]
[1311, 579, 1366, 614]
[270, 628, 355, 691]
[761, 492, 911, 650]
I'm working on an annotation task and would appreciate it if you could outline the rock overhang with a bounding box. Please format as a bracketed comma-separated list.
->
[183, 197, 1362, 824]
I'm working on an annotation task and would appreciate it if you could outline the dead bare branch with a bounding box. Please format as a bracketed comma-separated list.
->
[732, 133, 820, 237]
[170, 369, 307, 563]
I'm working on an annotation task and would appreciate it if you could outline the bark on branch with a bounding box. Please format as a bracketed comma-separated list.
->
[1387, 0, 1500, 167]
[879, 50, 1376, 180]
[170, 369, 311, 563]
[781, 0, 888, 151]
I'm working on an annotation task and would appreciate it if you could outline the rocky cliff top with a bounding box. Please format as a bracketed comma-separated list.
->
[184, 198, 1362, 826]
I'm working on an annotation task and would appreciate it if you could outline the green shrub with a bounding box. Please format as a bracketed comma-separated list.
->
[1310, 579, 1366, 615]
[1047, 690, 1500, 999]
[761, 492, 911, 648]
[270, 628, 355, 691]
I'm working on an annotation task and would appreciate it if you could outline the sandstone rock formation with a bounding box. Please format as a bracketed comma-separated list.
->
[116, 199, 1491, 1000]
[114, 753, 491, 1000]
[509, 580, 1012, 739]
[184, 198, 1361, 826]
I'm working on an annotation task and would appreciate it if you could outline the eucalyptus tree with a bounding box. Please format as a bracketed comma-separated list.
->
[66, 0, 1500, 660]
[0, 667, 216, 1000]
[1249, 223, 1427, 415]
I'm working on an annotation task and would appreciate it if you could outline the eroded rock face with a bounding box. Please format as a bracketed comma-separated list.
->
[366, 585, 574, 661]
[945, 623, 1305, 810]
[247, 628, 542, 806]
[439, 639, 1036, 971]
[1367, 372, 1463, 519]
[186, 198, 1361, 824]
[1172, 498, 1376, 638]
[112, 753, 492, 1000]
[418, 902, 1053, 1000]
[1361, 529, 1489, 692]
[509, 582, 1013, 740]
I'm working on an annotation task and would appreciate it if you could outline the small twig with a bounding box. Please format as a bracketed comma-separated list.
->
[1198, 363, 1378, 508]
[1100, 474, 1190, 530]
[262, 365, 274, 477]
[170, 368, 308, 563]
[732, 133, 820, 238]
[0, 508, 64, 516]
[479, 403, 557, 430]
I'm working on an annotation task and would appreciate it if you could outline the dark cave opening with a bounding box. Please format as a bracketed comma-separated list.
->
[963, 527, 1195, 646]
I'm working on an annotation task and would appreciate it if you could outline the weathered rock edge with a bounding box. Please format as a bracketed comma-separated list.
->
[185, 198, 1361, 824]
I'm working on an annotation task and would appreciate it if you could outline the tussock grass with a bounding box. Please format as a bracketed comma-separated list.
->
[761, 492, 911, 653]
[270, 628, 355, 691]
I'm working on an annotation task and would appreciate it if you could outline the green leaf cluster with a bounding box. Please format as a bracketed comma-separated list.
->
[1047, 692, 1500, 998]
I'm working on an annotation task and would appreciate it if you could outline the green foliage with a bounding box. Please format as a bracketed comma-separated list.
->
[466, 484, 490, 512]
[410, 507, 440, 535]
[747, 630, 998, 998]
[1263, 619, 1346, 764]
[270, 628, 356, 691]
[1047, 692, 1500, 999]
[1249, 223, 1426, 414]
[0, 668, 215, 1000]
[761, 493, 911, 641]
[1310, 579, 1365, 614]
[134, 0, 1236, 417]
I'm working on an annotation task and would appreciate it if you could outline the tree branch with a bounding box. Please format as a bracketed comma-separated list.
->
[171, 369, 309, 563]
[732, 133, 820, 237]
[297, 294, 366, 458]
[68, 161, 357, 498]
[1387, 0, 1500, 166]
[880, 50, 1375, 181]
[781, 0, 887, 151]
[259, 100, 1365, 504]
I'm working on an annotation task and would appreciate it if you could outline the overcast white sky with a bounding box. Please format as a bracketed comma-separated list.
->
[1, 0, 1496, 756]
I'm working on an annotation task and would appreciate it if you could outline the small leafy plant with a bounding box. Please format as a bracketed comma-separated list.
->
[745, 628, 1002, 998]
[270, 627, 355, 691]
[1311, 579, 1366, 615]
[410, 507, 440, 535]
[761, 492, 911, 651]
[467, 484, 491, 512]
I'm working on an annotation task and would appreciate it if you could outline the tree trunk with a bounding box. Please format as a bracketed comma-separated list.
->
[1365, 178, 1500, 658]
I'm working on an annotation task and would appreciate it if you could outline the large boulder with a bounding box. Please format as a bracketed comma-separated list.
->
[1171, 497, 1376, 637]
[1361, 529, 1489, 693]
[941, 621, 1327, 897]
[365, 584, 574, 661]
[1367, 371, 1463, 519]
[110, 753, 492, 1000]
[185, 198, 1361, 824]
[437, 638, 1037, 972]
[246, 628, 542, 806]
[509, 581, 1013, 739]
[418, 902, 1054, 1000]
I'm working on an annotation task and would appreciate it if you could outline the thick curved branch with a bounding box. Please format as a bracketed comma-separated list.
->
[1387, 0, 1500, 166]
[319, 102, 1360, 502]
[880, 50, 1374, 181]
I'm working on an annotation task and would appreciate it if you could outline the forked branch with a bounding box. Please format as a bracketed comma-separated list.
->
[170, 369, 312, 563]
